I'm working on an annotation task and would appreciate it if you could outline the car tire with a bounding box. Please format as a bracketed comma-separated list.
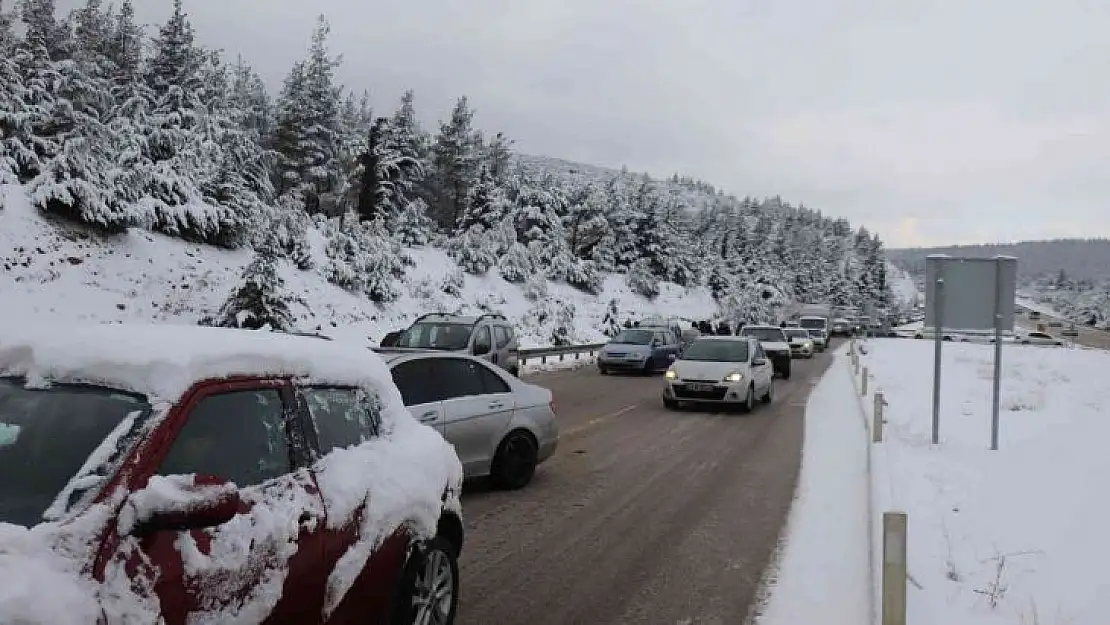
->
[508, 366, 520, 377]
[740, 384, 755, 413]
[491, 430, 538, 490]
[781, 363, 792, 380]
[642, 358, 655, 375]
[599, 366, 609, 375]
[392, 536, 459, 625]
[663, 397, 679, 410]
[762, 381, 773, 404]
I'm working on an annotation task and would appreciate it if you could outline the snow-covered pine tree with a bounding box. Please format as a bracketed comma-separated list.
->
[272, 16, 343, 214]
[321, 212, 404, 303]
[430, 95, 482, 229]
[203, 252, 300, 332]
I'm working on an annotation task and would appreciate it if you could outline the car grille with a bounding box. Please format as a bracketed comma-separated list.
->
[606, 352, 627, 358]
[674, 385, 729, 400]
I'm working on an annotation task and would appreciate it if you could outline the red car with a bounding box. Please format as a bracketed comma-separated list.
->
[0, 323, 464, 625]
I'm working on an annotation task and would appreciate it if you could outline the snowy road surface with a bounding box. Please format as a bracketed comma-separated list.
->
[453, 342, 839, 625]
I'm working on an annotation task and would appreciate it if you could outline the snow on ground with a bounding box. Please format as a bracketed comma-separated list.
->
[1015, 296, 1066, 319]
[857, 338, 1110, 625]
[0, 184, 718, 348]
[756, 344, 871, 625]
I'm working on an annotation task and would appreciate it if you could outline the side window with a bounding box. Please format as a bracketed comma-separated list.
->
[494, 326, 511, 349]
[159, 389, 291, 488]
[473, 326, 493, 354]
[653, 332, 665, 345]
[299, 387, 381, 455]
[390, 360, 438, 406]
[475, 361, 511, 394]
[431, 358, 487, 399]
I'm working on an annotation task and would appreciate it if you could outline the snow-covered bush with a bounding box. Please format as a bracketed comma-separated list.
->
[498, 242, 534, 283]
[252, 197, 313, 270]
[392, 198, 435, 247]
[321, 213, 404, 303]
[449, 226, 497, 275]
[522, 272, 548, 302]
[550, 301, 576, 346]
[200, 252, 302, 331]
[601, 298, 622, 337]
[441, 268, 465, 297]
[626, 258, 660, 300]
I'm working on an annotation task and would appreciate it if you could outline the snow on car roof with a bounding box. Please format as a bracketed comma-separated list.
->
[0, 322, 397, 403]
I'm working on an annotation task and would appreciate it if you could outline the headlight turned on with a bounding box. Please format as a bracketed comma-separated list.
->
[725, 371, 743, 382]
[664, 369, 676, 379]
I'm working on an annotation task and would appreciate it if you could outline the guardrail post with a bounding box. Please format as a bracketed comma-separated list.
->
[861, 366, 868, 396]
[882, 511, 908, 625]
[873, 391, 886, 443]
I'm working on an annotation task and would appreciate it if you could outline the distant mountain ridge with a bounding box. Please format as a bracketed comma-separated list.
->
[887, 239, 1110, 283]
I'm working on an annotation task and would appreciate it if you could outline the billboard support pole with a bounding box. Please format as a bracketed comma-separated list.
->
[990, 258, 1004, 450]
[931, 270, 945, 446]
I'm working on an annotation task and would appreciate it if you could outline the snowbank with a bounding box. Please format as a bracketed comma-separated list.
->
[756, 345, 871, 625]
[0, 184, 718, 348]
[857, 338, 1110, 624]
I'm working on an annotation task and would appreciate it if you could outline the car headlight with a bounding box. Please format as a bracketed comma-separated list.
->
[724, 371, 742, 382]
[664, 369, 676, 379]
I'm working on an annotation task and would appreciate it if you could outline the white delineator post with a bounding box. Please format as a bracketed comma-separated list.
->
[873, 390, 887, 443]
[882, 511, 908, 625]
[861, 366, 869, 396]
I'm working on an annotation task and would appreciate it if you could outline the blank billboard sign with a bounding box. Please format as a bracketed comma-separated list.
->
[924, 256, 1017, 332]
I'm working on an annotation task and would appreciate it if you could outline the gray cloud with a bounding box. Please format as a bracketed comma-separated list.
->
[57, 0, 1110, 246]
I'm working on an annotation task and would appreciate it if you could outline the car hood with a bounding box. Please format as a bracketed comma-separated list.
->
[672, 360, 743, 381]
[759, 341, 791, 352]
[0, 522, 104, 623]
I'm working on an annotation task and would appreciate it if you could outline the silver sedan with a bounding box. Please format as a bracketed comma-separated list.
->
[378, 350, 559, 489]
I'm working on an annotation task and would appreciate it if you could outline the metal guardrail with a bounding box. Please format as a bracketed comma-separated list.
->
[518, 343, 607, 365]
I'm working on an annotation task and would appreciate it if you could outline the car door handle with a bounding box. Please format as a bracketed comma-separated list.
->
[419, 411, 438, 423]
[488, 401, 504, 409]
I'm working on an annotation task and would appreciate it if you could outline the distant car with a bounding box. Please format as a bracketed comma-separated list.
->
[738, 325, 792, 378]
[806, 328, 828, 350]
[597, 327, 681, 375]
[0, 323, 464, 625]
[1018, 331, 1064, 346]
[397, 312, 521, 375]
[830, 318, 852, 337]
[379, 350, 558, 489]
[782, 327, 815, 358]
[662, 336, 774, 412]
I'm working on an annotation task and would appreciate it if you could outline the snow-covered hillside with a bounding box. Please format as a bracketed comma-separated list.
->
[0, 185, 716, 347]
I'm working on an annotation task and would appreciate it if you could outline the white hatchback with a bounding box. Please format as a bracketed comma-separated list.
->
[662, 336, 774, 412]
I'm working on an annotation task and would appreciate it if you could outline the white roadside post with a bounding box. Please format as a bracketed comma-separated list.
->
[873, 390, 887, 443]
[882, 511, 908, 625]
[861, 366, 869, 396]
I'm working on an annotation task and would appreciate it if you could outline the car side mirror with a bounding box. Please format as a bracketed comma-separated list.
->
[752, 358, 767, 366]
[472, 342, 491, 356]
[121, 474, 242, 536]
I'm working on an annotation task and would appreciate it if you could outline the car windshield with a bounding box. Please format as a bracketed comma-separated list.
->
[741, 327, 787, 343]
[397, 322, 472, 350]
[784, 329, 810, 340]
[798, 318, 825, 329]
[0, 378, 151, 527]
[611, 329, 654, 345]
[680, 340, 749, 363]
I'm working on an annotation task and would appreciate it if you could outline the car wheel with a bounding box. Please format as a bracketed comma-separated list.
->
[740, 384, 755, 413]
[392, 536, 459, 625]
[663, 397, 679, 410]
[762, 381, 773, 404]
[508, 366, 520, 377]
[599, 366, 609, 375]
[782, 364, 792, 380]
[491, 430, 538, 490]
[642, 358, 655, 375]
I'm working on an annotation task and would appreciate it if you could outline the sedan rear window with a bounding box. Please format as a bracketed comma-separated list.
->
[300, 387, 382, 454]
[741, 327, 787, 343]
[0, 378, 150, 527]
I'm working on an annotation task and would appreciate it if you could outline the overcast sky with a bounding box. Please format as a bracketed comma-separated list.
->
[62, 0, 1110, 248]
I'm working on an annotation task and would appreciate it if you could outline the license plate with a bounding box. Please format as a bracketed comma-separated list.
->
[687, 383, 715, 392]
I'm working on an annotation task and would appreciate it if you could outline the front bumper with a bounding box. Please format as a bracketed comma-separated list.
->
[789, 343, 814, 357]
[663, 379, 748, 403]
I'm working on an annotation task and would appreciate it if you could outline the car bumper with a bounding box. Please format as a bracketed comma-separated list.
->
[789, 344, 813, 357]
[663, 380, 748, 403]
[598, 355, 649, 370]
[538, 433, 558, 464]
